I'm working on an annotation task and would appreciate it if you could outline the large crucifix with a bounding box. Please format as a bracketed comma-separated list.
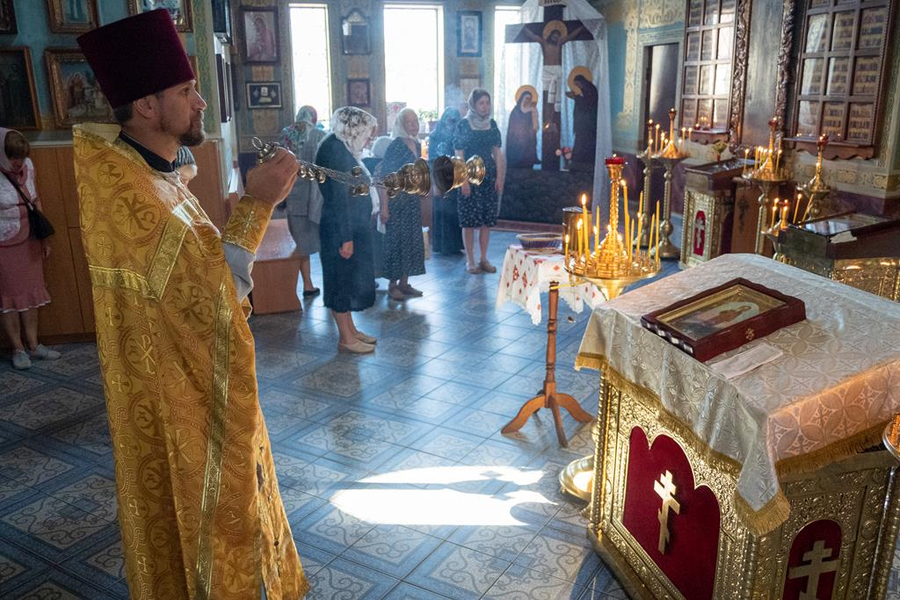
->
[506, 3, 595, 172]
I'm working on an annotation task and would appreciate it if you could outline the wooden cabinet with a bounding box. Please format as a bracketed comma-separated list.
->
[18, 139, 226, 345]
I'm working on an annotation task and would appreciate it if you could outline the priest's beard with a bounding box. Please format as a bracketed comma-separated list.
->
[163, 112, 206, 147]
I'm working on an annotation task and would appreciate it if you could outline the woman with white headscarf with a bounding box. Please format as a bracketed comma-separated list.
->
[315, 107, 379, 353]
[376, 107, 426, 300]
[280, 105, 327, 298]
[454, 89, 505, 274]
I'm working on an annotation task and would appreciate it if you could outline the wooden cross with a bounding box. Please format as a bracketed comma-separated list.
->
[788, 540, 839, 600]
[653, 470, 680, 554]
[506, 4, 594, 171]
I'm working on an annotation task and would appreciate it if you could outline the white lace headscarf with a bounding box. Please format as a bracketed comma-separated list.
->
[332, 107, 377, 158]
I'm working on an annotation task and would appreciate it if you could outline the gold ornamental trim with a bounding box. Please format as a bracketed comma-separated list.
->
[222, 195, 274, 254]
[146, 215, 189, 300]
[193, 281, 234, 600]
[775, 420, 889, 477]
[575, 351, 605, 371]
[88, 266, 151, 297]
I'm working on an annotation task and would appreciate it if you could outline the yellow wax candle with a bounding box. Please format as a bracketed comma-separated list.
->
[593, 226, 599, 254]
[649, 212, 657, 261]
[623, 182, 629, 213]
[624, 209, 630, 257]
[775, 149, 782, 174]
[793, 193, 802, 223]
[576, 218, 583, 258]
[635, 206, 644, 257]
[655, 124, 660, 150]
[770, 200, 778, 229]
[595, 206, 600, 241]
[638, 190, 644, 219]
[780, 202, 789, 230]
[564, 233, 569, 262]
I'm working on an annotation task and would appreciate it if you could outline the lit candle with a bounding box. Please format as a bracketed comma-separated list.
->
[793, 192, 802, 223]
[564, 233, 569, 262]
[635, 193, 644, 257]
[649, 211, 657, 262]
[655, 124, 660, 151]
[775, 149, 782, 174]
[687, 127, 693, 144]
[580, 194, 589, 257]
[744, 148, 749, 173]
[593, 226, 599, 254]
[780, 201, 789, 230]
[770, 199, 779, 230]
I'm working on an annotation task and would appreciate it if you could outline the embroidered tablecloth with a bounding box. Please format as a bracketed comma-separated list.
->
[576, 253, 900, 533]
[496, 245, 605, 324]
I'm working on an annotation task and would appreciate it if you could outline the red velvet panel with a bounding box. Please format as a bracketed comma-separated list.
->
[622, 427, 721, 600]
[782, 520, 842, 600]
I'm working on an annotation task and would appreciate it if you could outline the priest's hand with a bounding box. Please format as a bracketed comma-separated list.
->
[246, 147, 299, 205]
[339, 241, 354, 259]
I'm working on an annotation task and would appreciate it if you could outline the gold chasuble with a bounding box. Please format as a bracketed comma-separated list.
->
[73, 124, 308, 600]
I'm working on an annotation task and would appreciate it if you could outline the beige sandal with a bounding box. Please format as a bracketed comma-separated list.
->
[338, 340, 375, 354]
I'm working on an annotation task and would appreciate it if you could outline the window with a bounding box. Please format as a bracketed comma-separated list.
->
[494, 5, 526, 122]
[790, 0, 893, 158]
[680, 0, 737, 138]
[383, 4, 444, 129]
[289, 4, 332, 127]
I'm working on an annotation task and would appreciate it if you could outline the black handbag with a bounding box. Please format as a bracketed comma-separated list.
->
[3, 172, 55, 240]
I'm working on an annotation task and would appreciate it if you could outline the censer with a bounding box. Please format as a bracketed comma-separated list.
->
[252, 137, 485, 198]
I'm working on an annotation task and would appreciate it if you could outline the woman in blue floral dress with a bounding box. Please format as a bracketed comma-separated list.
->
[454, 89, 505, 274]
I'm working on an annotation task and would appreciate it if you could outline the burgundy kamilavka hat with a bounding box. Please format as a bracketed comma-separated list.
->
[77, 9, 195, 108]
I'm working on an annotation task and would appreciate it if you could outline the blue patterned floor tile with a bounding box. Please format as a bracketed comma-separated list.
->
[3, 567, 119, 600]
[514, 526, 602, 587]
[47, 413, 113, 464]
[41, 471, 118, 524]
[0, 445, 83, 489]
[448, 523, 540, 563]
[0, 538, 53, 597]
[293, 539, 338, 577]
[322, 409, 432, 447]
[459, 439, 540, 469]
[260, 386, 343, 424]
[406, 541, 512, 600]
[365, 447, 458, 484]
[422, 381, 489, 407]
[0, 476, 40, 512]
[274, 454, 365, 500]
[441, 408, 511, 439]
[408, 429, 485, 461]
[485, 562, 586, 599]
[280, 486, 327, 525]
[305, 556, 399, 600]
[383, 582, 452, 599]
[293, 502, 376, 555]
[0, 387, 103, 433]
[57, 529, 127, 596]
[340, 524, 442, 579]
[285, 421, 406, 470]
[0, 493, 117, 563]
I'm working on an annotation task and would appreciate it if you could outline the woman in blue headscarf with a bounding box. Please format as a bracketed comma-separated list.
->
[427, 107, 464, 255]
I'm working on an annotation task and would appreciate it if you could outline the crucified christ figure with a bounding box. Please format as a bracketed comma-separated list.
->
[521, 20, 586, 109]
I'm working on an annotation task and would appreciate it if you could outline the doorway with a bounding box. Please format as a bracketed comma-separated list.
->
[641, 43, 680, 210]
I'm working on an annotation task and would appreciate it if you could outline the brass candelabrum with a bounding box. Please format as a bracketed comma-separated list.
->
[252, 137, 485, 198]
[634, 147, 655, 249]
[651, 108, 690, 260]
[559, 156, 661, 503]
[741, 118, 790, 255]
[799, 134, 835, 221]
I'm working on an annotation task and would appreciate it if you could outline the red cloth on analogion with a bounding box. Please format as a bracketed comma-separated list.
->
[77, 9, 194, 107]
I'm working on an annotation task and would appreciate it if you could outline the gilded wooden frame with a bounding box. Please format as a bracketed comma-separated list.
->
[46, 0, 99, 34]
[127, 0, 193, 33]
[0, 47, 42, 130]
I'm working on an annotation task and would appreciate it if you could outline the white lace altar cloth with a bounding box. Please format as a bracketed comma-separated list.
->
[577, 253, 900, 532]
[496, 245, 605, 325]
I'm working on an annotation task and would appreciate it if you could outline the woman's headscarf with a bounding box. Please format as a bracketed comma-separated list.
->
[371, 135, 392, 159]
[331, 106, 377, 159]
[465, 89, 493, 131]
[280, 105, 318, 153]
[391, 107, 419, 141]
[0, 128, 28, 187]
[430, 108, 460, 144]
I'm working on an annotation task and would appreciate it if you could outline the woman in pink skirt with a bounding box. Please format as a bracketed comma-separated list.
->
[0, 129, 60, 369]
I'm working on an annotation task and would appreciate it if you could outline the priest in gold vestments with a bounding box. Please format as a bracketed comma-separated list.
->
[73, 11, 308, 599]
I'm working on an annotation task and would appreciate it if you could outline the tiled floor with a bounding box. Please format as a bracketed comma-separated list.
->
[2, 228, 898, 599]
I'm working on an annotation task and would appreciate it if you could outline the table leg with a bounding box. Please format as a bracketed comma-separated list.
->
[501, 282, 593, 447]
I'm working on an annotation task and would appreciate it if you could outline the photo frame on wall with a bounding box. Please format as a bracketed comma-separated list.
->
[457, 11, 482, 57]
[0, 48, 41, 130]
[247, 82, 282, 109]
[341, 10, 371, 55]
[347, 79, 370, 107]
[242, 8, 279, 63]
[46, 0, 98, 34]
[128, 0, 192, 33]
[0, 0, 16, 34]
[211, 0, 232, 43]
[216, 53, 232, 123]
[45, 48, 114, 127]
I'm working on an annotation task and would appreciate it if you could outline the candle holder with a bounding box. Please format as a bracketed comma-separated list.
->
[798, 134, 835, 221]
[559, 156, 660, 502]
[651, 108, 690, 260]
[635, 147, 656, 248]
[741, 119, 789, 255]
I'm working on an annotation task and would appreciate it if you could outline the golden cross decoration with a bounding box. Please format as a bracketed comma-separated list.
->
[788, 539, 839, 600]
[654, 470, 680, 554]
